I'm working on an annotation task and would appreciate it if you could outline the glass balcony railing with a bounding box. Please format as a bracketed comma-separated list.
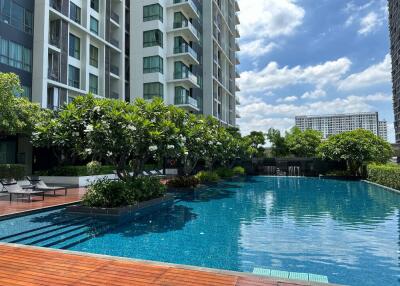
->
[172, 0, 201, 16]
[173, 21, 200, 39]
[111, 11, 120, 23]
[174, 70, 198, 85]
[174, 44, 198, 60]
[175, 92, 198, 108]
[110, 65, 120, 76]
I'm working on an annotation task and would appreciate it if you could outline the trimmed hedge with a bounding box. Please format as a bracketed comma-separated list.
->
[36, 165, 115, 177]
[0, 164, 25, 179]
[367, 164, 400, 190]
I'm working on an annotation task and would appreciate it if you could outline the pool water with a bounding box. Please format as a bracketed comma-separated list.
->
[0, 177, 399, 286]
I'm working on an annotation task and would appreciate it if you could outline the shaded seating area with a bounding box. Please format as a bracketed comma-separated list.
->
[0, 180, 45, 202]
[27, 176, 68, 196]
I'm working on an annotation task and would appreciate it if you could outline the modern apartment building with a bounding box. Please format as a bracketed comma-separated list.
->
[295, 112, 388, 141]
[389, 0, 400, 143]
[131, 0, 240, 126]
[32, 0, 126, 109]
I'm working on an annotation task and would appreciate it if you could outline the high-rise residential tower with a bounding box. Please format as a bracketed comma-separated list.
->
[295, 112, 388, 141]
[389, 0, 400, 143]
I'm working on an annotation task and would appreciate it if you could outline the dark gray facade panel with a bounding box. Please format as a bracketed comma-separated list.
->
[389, 0, 400, 143]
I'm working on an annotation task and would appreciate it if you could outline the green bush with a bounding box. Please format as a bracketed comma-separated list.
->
[0, 164, 25, 179]
[36, 165, 115, 176]
[367, 164, 400, 190]
[232, 166, 246, 176]
[167, 176, 200, 188]
[195, 171, 220, 183]
[83, 177, 166, 208]
[215, 167, 235, 178]
[86, 161, 102, 175]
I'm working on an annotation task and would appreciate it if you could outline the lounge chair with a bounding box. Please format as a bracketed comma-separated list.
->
[0, 180, 45, 202]
[27, 176, 68, 196]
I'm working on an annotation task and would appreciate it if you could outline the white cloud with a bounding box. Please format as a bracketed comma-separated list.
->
[238, 58, 351, 94]
[338, 54, 391, 90]
[240, 40, 278, 58]
[358, 12, 382, 35]
[277, 96, 298, 103]
[238, 0, 305, 40]
[301, 89, 327, 99]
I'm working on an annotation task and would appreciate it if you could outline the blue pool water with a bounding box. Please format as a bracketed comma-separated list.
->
[0, 177, 399, 286]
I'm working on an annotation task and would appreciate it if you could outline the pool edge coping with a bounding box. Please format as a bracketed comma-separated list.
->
[0, 242, 343, 286]
[362, 180, 400, 194]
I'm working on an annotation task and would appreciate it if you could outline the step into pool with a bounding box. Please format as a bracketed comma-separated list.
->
[0, 177, 399, 286]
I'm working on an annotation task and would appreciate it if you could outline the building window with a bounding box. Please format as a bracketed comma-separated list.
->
[69, 33, 80, 59]
[173, 12, 188, 29]
[68, 65, 80, 88]
[143, 82, 163, 100]
[143, 4, 163, 22]
[174, 61, 189, 79]
[90, 16, 99, 34]
[90, 0, 99, 12]
[89, 74, 98, 94]
[0, 36, 32, 72]
[69, 2, 81, 24]
[0, 0, 33, 34]
[143, 30, 163, 48]
[143, 56, 163, 74]
[89, 45, 98, 67]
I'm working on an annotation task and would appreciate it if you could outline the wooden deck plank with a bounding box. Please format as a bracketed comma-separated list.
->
[0, 244, 327, 286]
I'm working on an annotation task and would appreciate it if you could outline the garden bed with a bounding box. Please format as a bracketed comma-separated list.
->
[66, 194, 174, 223]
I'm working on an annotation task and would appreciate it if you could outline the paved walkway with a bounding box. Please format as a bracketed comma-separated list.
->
[0, 188, 86, 218]
[0, 244, 331, 286]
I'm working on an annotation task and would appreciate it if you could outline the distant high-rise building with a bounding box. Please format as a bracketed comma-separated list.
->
[389, 0, 400, 143]
[295, 112, 388, 141]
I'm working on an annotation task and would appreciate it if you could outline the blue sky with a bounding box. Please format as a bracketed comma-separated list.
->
[237, 0, 394, 142]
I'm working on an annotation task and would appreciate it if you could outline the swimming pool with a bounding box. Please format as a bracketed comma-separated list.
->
[0, 177, 399, 286]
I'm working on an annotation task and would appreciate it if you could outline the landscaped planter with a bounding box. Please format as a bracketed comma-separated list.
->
[40, 174, 118, 187]
[66, 194, 175, 223]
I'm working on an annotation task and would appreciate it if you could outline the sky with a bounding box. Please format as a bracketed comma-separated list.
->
[236, 0, 394, 142]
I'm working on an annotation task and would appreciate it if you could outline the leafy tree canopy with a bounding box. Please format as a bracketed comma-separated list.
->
[285, 127, 322, 158]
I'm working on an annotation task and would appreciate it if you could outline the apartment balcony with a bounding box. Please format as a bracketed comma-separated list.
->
[48, 67, 60, 82]
[235, 96, 240, 105]
[169, 21, 200, 43]
[168, 44, 199, 65]
[235, 55, 240, 65]
[110, 38, 120, 49]
[235, 1, 240, 12]
[235, 27, 240, 38]
[235, 71, 240, 78]
[235, 13, 240, 25]
[235, 41, 240, 51]
[110, 64, 120, 78]
[236, 110, 241, 118]
[175, 92, 199, 112]
[236, 84, 240, 92]
[50, 0, 62, 12]
[49, 34, 60, 49]
[169, 71, 199, 89]
[168, 0, 200, 19]
[110, 11, 120, 25]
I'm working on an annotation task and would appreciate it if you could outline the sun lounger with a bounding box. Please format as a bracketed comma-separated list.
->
[0, 180, 45, 202]
[26, 176, 68, 196]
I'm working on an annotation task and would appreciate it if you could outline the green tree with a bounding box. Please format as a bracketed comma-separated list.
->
[266, 128, 289, 157]
[318, 129, 393, 175]
[0, 73, 47, 136]
[285, 127, 322, 157]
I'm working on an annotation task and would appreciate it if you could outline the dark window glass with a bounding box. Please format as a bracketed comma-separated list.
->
[90, 16, 98, 34]
[143, 30, 163, 48]
[69, 2, 81, 24]
[143, 56, 163, 74]
[10, 1, 23, 30]
[90, 0, 99, 12]
[0, 36, 32, 72]
[89, 45, 98, 67]
[89, 74, 98, 94]
[143, 4, 163, 22]
[143, 82, 163, 100]
[69, 33, 80, 59]
[68, 65, 80, 88]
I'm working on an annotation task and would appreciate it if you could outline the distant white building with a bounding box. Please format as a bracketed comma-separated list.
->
[295, 112, 388, 141]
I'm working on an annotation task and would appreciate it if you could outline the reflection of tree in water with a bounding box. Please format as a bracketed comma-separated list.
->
[267, 178, 400, 225]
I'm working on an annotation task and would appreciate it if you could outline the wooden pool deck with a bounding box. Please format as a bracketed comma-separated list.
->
[0, 244, 331, 286]
[0, 188, 86, 218]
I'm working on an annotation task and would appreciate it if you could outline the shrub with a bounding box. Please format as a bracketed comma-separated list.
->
[83, 177, 166, 208]
[167, 176, 200, 188]
[36, 165, 115, 176]
[232, 166, 246, 176]
[0, 164, 25, 180]
[195, 171, 220, 183]
[215, 167, 235, 178]
[367, 164, 400, 190]
[86, 161, 102, 175]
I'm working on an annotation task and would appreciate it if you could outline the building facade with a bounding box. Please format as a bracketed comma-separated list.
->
[295, 112, 388, 141]
[130, 0, 240, 126]
[389, 0, 400, 143]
